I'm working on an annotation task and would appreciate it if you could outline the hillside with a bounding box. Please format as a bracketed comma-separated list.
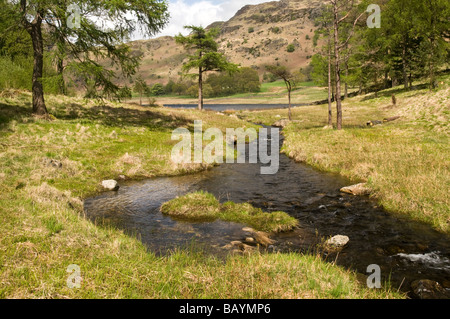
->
[126, 0, 324, 86]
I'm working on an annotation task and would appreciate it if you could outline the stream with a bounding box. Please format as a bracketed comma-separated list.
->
[84, 126, 450, 298]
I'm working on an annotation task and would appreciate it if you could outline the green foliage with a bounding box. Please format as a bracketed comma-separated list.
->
[248, 27, 254, 33]
[263, 72, 277, 83]
[287, 44, 296, 53]
[310, 54, 328, 86]
[0, 56, 32, 90]
[175, 26, 238, 76]
[1, 0, 170, 112]
[151, 83, 165, 96]
[208, 67, 260, 97]
[270, 27, 281, 34]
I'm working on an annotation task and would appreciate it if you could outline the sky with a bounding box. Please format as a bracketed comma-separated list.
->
[147, 0, 275, 38]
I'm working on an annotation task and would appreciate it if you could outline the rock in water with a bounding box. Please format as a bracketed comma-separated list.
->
[242, 227, 275, 247]
[102, 180, 119, 191]
[410, 279, 449, 299]
[340, 183, 371, 196]
[325, 235, 349, 249]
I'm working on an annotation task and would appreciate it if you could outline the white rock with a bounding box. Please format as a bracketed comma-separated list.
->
[325, 235, 349, 248]
[102, 180, 119, 191]
[340, 183, 371, 196]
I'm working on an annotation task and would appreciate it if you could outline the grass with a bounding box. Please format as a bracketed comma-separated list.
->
[150, 80, 330, 105]
[160, 191, 299, 233]
[0, 90, 403, 299]
[240, 73, 450, 234]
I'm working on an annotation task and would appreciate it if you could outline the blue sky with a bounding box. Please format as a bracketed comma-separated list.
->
[150, 0, 274, 38]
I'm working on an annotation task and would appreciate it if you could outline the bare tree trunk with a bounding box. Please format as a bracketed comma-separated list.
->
[344, 47, 349, 99]
[57, 58, 67, 95]
[332, 2, 343, 130]
[327, 41, 333, 127]
[198, 66, 203, 111]
[429, 38, 435, 91]
[288, 85, 292, 121]
[25, 9, 48, 116]
[402, 45, 409, 90]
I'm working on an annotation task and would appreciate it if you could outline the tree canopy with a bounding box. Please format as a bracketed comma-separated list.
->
[1, 0, 169, 116]
[175, 25, 238, 110]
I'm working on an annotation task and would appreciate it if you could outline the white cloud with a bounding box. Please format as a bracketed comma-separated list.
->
[140, 0, 275, 38]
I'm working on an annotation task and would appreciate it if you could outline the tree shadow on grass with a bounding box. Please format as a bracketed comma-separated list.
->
[0, 98, 194, 133]
[0, 101, 32, 128]
[361, 83, 429, 102]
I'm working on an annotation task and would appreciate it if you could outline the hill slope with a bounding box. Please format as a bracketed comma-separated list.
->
[126, 0, 324, 86]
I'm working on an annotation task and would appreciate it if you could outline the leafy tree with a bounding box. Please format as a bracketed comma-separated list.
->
[133, 76, 148, 106]
[165, 79, 176, 94]
[413, 0, 450, 89]
[265, 65, 304, 121]
[329, 0, 365, 130]
[311, 4, 335, 126]
[151, 83, 165, 96]
[205, 67, 260, 97]
[2, 0, 169, 116]
[175, 25, 238, 110]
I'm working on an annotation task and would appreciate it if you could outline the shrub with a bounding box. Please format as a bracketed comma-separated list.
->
[287, 44, 295, 53]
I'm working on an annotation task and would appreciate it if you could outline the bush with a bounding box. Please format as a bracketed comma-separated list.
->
[151, 83, 165, 96]
[270, 27, 281, 34]
[287, 44, 295, 53]
[248, 27, 254, 33]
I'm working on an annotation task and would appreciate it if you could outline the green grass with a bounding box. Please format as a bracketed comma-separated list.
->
[160, 191, 299, 233]
[0, 90, 404, 299]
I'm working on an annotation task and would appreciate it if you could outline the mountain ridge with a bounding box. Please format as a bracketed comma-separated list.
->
[126, 0, 325, 86]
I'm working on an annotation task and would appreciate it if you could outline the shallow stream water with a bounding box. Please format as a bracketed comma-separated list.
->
[84, 127, 450, 298]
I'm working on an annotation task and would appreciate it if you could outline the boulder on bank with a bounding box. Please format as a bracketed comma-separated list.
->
[102, 179, 119, 191]
[242, 227, 275, 247]
[340, 183, 371, 196]
[325, 235, 349, 250]
[273, 119, 290, 128]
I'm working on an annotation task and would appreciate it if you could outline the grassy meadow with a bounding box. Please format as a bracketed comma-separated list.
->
[0, 90, 404, 298]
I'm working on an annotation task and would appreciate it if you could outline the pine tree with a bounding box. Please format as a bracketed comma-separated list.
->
[175, 26, 238, 111]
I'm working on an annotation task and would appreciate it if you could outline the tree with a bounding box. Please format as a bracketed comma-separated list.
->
[133, 76, 148, 106]
[330, 0, 365, 130]
[175, 26, 238, 110]
[414, 0, 450, 90]
[4, 0, 169, 117]
[151, 83, 165, 96]
[265, 65, 303, 121]
[311, 4, 335, 126]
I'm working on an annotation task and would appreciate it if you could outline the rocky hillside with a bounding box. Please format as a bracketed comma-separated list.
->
[127, 0, 325, 86]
